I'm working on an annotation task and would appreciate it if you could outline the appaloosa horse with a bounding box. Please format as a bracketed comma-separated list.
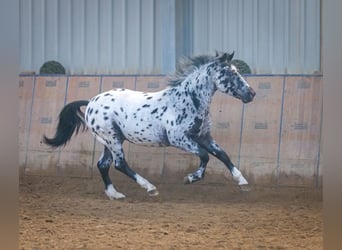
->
[44, 52, 256, 200]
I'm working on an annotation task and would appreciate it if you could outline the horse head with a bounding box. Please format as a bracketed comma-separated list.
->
[213, 52, 255, 103]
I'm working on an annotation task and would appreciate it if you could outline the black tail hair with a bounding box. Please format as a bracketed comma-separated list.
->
[43, 100, 89, 148]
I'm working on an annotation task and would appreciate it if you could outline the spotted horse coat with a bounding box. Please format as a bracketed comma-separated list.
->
[43, 52, 256, 200]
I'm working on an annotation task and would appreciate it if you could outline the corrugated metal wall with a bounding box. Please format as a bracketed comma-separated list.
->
[190, 0, 321, 74]
[20, 0, 320, 74]
[20, 0, 175, 74]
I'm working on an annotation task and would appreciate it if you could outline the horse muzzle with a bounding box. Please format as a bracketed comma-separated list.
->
[241, 87, 256, 103]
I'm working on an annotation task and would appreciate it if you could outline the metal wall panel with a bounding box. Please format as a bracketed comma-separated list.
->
[20, 0, 321, 74]
[191, 0, 321, 74]
[20, 0, 165, 74]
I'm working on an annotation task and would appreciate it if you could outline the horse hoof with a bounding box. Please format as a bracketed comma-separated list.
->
[148, 189, 159, 196]
[105, 190, 126, 200]
[107, 194, 126, 200]
[183, 175, 191, 184]
[239, 185, 251, 192]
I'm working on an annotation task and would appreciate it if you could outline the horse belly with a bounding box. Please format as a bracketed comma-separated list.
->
[121, 121, 169, 146]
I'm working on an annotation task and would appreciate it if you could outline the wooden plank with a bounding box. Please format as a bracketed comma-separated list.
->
[19, 76, 35, 171]
[135, 76, 168, 92]
[126, 146, 165, 177]
[26, 76, 67, 175]
[101, 76, 135, 91]
[239, 76, 283, 181]
[58, 76, 101, 177]
[278, 76, 322, 186]
[163, 147, 198, 176]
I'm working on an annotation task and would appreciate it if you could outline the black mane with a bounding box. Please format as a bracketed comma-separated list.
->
[168, 54, 216, 86]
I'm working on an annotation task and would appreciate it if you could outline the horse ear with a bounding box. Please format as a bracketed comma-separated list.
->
[215, 50, 219, 57]
[227, 51, 235, 62]
[219, 52, 228, 62]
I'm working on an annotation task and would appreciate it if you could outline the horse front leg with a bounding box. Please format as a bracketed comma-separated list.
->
[184, 147, 209, 184]
[173, 137, 209, 184]
[197, 135, 249, 187]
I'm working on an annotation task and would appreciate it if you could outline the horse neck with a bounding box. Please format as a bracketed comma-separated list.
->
[181, 66, 217, 112]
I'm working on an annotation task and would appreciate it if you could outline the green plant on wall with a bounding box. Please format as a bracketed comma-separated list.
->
[231, 59, 252, 74]
[39, 60, 66, 74]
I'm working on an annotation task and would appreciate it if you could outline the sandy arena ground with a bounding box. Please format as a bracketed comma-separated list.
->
[19, 173, 322, 249]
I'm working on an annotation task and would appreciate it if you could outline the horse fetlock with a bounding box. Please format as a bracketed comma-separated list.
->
[135, 175, 157, 193]
[231, 167, 248, 185]
[184, 173, 201, 184]
[184, 175, 192, 184]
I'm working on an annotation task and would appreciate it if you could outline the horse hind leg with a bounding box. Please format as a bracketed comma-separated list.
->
[97, 146, 126, 200]
[108, 140, 159, 197]
[114, 156, 159, 196]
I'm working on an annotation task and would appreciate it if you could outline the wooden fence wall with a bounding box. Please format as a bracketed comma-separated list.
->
[19, 75, 323, 187]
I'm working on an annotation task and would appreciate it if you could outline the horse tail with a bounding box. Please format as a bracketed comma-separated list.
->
[43, 100, 89, 148]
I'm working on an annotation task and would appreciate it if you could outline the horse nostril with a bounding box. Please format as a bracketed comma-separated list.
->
[249, 87, 256, 97]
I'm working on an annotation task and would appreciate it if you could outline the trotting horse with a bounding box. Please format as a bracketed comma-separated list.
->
[43, 52, 256, 200]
